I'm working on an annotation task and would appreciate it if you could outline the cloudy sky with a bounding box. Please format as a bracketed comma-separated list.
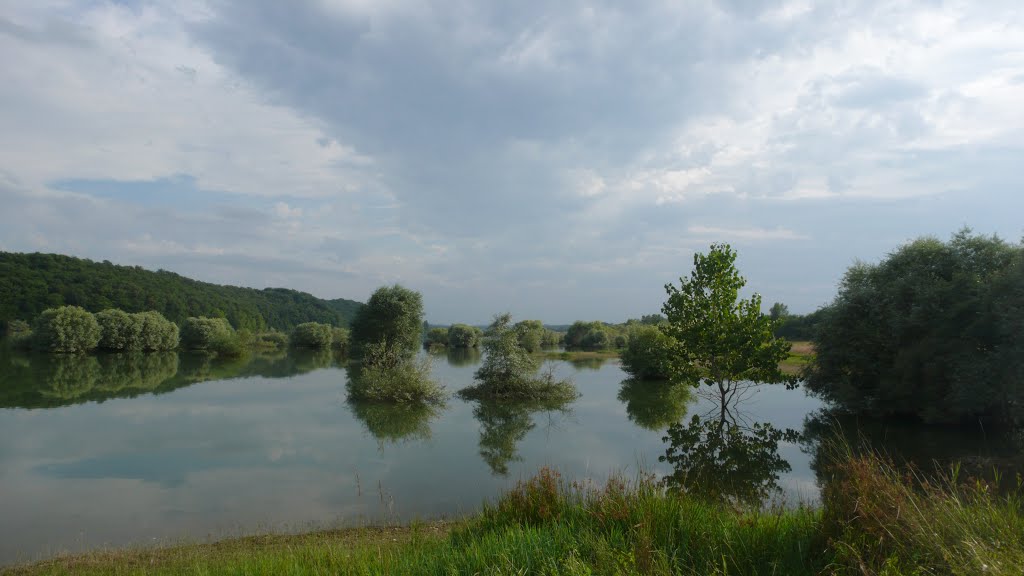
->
[1, 0, 1022, 323]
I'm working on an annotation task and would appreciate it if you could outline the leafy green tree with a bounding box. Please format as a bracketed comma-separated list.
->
[35, 306, 102, 353]
[136, 311, 179, 351]
[290, 322, 334, 349]
[180, 317, 234, 350]
[661, 244, 794, 392]
[447, 323, 481, 348]
[425, 327, 449, 348]
[346, 342, 446, 403]
[5, 319, 30, 337]
[462, 314, 577, 402]
[513, 320, 544, 353]
[331, 327, 350, 355]
[350, 285, 425, 360]
[620, 324, 676, 380]
[96, 309, 144, 351]
[807, 230, 1024, 424]
[769, 302, 790, 321]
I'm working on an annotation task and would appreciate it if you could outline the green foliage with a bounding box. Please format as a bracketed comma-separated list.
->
[350, 285, 425, 360]
[620, 325, 676, 380]
[254, 330, 289, 350]
[180, 317, 235, 351]
[34, 305, 102, 353]
[806, 230, 1024, 424]
[135, 311, 179, 351]
[347, 399, 443, 444]
[773, 309, 826, 340]
[447, 323, 481, 348]
[769, 302, 789, 321]
[540, 329, 564, 347]
[425, 327, 449, 348]
[0, 251, 361, 332]
[331, 327, 350, 355]
[661, 244, 794, 389]
[616, 379, 692, 431]
[5, 319, 31, 336]
[564, 321, 623, 351]
[289, 322, 334, 349]
[346, 343, 447, 404]
[463, 313, 578, 402]
[513, 319, 545, 353]
[95, 309, 143, 351]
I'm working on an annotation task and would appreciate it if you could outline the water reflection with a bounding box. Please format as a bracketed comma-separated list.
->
[347, 400, 444, 445]
[801, 408, 1024, 492]
[660, 382, 800, 507]
[617, 379, 693, 431]
[445, 347, 482, 367]
[0, 347, 343, 409]
[471, 399, 574, 476]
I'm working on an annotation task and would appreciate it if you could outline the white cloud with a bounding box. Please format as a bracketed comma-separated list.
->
[687, 226, 810, 242]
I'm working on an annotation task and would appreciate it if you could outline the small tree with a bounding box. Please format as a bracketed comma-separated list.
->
[620, 324, 676, 380]
[661, 244, 795, 392]
[35, 306, 102, 353]
[180, 317, 235, 350]
[462, 314, 577, 402]
[290, 322, 334, 349]
[96, 309, 144, 351]
[350, 285, 424, 359]
[448, 323, 481, 348]
[425, 327, 449, 348]
[136, 311, 179, 351]
[513, 320, 544, 353]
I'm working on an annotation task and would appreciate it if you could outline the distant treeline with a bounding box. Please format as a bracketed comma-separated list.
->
[0, 252, 362, 332]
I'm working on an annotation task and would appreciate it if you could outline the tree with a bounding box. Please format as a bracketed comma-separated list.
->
[661, 244, 795, 393]
[425, 327, 449, 348]
[769, 302, 789, 321]
[513, 319, 544, 353]
[35, 306, 102, 353]
[96, 309, 144, 351]
[620, 324, 676, 380]
[180, 317, 234, 350]
[350, 285, 424, 360]
[806, 230, 1024, 425]
[290, 322, 334, 349]
[462, 313, 577, 402]
[447, 323, 481, 348]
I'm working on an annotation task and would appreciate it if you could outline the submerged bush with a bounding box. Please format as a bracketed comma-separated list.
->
[447, 323, 481, 348]
[425, 327, 449, 348]
[346, 342, 446, 404]
[350, 284, 425, 359]
[331, 327, 350, 355]
[290, 322, 333, 349]
[34, 306, 101, 353]
[254, 330, 289, 349]
[180, 317, 234, 350]
[620, 325, 676, 380]
[462, 313, 577, 402]
[96, 309, 143, 351]
[136, 311, 179, 351]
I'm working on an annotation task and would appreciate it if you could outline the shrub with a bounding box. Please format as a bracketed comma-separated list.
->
[180, 317, 234, 350]
[34, 306, 101, 353]
[346, 341, 447, 404]
[290, 322, 333, 349]
[425, 327, 449, 348]
[332, 327, 350, 355]
[350, 284, 424, 360]
[255, 330, 289, 349]
[136, 311, 179, 351]
[448, 323, 481, 348]
[5, 319, 31, 337]
[96, 309, 144, 351]
[620, 325, 676, 380]
[514, 320, 544, 353]
[462, 313, 578, 402]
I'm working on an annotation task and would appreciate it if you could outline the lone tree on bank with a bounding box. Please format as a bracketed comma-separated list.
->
[661, 244, 795, 395]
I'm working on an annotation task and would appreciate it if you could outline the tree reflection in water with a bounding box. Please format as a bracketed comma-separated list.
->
[617, 378, 693, 431]
[471, 398, 573, 476]
[660, 381, 800, 507]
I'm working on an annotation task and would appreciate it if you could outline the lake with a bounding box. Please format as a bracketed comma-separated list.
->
[0, 346, 1012, 566]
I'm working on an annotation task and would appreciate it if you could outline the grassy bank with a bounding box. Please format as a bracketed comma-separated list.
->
[9, 446, 1021, 575]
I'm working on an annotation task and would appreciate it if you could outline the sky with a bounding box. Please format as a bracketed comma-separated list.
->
[1, 0, 1023, 324]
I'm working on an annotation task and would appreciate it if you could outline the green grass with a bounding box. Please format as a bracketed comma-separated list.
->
[780, 341, 814, 375]
[7, 447, 1023, 576]
[537, 349, 621, 361]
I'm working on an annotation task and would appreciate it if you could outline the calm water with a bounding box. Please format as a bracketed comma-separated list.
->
[0, 345, 1014, 566]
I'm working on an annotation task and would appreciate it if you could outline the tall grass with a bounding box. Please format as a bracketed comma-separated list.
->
[821, 442, 1024, 575]
[9, 447, 1024, 575]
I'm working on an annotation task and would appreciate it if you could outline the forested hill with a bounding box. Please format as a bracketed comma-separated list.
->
[0, 252, 363, 332]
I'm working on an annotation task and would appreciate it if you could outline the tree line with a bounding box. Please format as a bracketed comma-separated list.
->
[0, 252, 362, 333]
